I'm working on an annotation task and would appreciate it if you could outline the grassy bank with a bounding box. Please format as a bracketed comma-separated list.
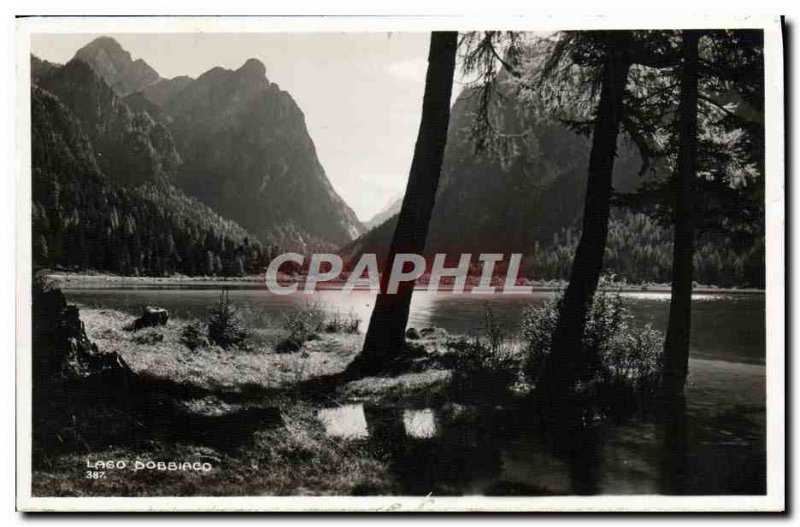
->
[32, 402, 392, 497]
[82, 308, 361, 395]
[33, 304, 458, 496]
[32, 285, 671, 496]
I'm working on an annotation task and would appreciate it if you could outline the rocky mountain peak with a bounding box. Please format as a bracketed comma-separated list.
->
[73, 36, 161, 96]
[237, 58, 267, 80]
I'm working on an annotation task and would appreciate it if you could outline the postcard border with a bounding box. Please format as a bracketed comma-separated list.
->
[15, 14, 786, 512]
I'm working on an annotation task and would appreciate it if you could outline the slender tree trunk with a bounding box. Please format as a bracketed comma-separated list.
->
[540, 33, 632, 399]
[661, 30, 700, 400]
[346, 32, 458, 377]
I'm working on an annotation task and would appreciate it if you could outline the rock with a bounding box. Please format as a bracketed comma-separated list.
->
[131, 306, 169, 330]
[275, 338, 302, 354]
[405, 341, 427, 358]
[32, 279, 143, 459]
[405, 327, 421, 340]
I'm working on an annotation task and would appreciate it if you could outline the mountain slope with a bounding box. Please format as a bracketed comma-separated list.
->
[341, 80, 763, 286]
[154, 58, 364, 250]
[363, 196, 402, 231]
[342, 83, 641, 264]
[73, 36, 161, 95]
[65, 37, 364, 250]
[140, 76, 193, 107]
[31, 80, 270, 276]
[36, 58, 181, 189]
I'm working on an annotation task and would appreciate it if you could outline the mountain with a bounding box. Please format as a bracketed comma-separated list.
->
[342, 82, 642, 263]
[139, 76, 194, 108]
[341, 79, 763, 287]
[73, 36, 161, 96]
[143, 57, 364, 250]
[363, 196, 402, 231]
[31, 55, 59, 83]
[36, 58, 180, 189]
[30, 81, 272, 276]
[61, 37, 364, 251]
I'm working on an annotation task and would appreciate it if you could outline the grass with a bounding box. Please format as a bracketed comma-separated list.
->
[34, 305, 386, 497]
[340, 369, 453, 406]
[34, 302, 517, 496]
[32, 403, 391, 497]
[82, 308, 361, 394]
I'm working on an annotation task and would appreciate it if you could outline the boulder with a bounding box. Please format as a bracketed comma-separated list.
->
[405, 327, 421, 340]
[132, 306, 169, 330]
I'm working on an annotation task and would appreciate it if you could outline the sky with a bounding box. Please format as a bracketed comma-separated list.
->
[31, 32, 470, 222]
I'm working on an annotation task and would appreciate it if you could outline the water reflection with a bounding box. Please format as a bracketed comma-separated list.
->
[313, 358, 766, 496]
[317, 404, 368, 439]
[403, 409, 438, 439]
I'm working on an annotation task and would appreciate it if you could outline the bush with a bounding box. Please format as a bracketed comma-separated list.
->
[324, 310, 362, 334]
[520, 285, 664, 404]
[519, 296, 560, 379]
[283, 301, 327, 347]
[445, 305, 527, 399]
[279, 302, 361, 352]
[180, 322, 209, 350]
[207, 290, 247, 348]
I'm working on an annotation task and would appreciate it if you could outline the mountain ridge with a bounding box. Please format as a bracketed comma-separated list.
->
[64, 37, 365, 251]
[73, 36, 161, 96]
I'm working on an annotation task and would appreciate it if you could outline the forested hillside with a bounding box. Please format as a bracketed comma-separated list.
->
[36, 59, 181, 189]
[342, 76, 765, 288]
[31, 78, 273, 276]
[527, 209, 764, 287]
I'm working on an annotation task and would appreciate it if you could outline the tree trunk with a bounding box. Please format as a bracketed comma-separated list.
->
[540, 34, 632, 399]
[346, 32, 458, 377]
[661, 30, 700, 400]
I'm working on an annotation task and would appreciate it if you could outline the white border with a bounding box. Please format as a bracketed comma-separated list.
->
[14, 14, 785, 512]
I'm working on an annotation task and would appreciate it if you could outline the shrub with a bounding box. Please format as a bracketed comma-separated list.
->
[345, 312, 362, 334]
[599, 323, 663, 398]
[520, 285, 664, 404]
[519, 296, 560, 379]
[207, 290, 247, 348]
[180, 322, 209, 350]
[283, 301, 327, 346]
[277, 303, 363, 353]
[324, 310, 362, 334]
[445, 305, 527, 399]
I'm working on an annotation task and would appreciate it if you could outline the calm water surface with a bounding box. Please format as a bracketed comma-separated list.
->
[64, 285, 767, 495]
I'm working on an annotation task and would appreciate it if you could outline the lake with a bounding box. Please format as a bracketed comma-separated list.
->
[63, 285, 767, 495]
[64, 285, 766, 365]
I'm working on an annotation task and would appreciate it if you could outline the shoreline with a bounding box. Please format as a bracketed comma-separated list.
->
[46, 272, 766, 295]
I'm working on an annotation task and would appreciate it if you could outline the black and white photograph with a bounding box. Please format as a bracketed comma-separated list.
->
[14, 15, 785, 512]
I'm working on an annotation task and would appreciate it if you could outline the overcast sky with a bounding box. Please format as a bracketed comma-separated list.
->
[31, 32, 472, 222]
